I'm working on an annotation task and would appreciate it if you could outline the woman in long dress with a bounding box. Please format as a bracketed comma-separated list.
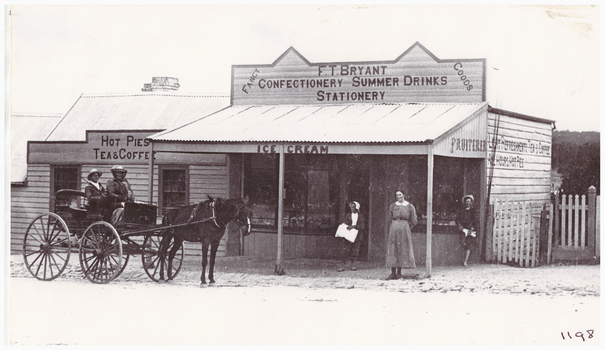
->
[385, 189, 418, 280]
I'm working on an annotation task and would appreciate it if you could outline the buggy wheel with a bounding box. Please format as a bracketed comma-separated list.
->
[22, 213, 72, 281]
[114, 252, 130, 279]
[79, 221, 123, 284]
[142, 235, 184, 282]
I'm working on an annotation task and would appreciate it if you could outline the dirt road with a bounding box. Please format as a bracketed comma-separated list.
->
[9, 254, 600, 296]
[7, 255, 600, 345]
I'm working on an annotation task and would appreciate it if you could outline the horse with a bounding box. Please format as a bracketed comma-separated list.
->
[159, 196, 252, 285]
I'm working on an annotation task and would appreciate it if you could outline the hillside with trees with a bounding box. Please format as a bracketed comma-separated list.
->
[551, 130, 600, 195]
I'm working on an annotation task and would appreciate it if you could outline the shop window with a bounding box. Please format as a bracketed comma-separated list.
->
[51, 166, 80, 211]
[245, 154, 339, 233]
[159, 167, 189, 213]
[433, 156, 465, 222]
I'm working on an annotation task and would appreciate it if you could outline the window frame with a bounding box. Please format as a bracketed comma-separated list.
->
[158, 165, 190, 213]
[244, 154, 340, 234]
[50, 165, 81, 212]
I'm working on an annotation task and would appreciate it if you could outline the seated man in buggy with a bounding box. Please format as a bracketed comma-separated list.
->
[84, 168, 110, 220]
[105, 165, 136, 226]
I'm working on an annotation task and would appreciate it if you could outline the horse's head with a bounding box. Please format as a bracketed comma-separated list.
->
[213, 196, 253, 236]
[232, 196, 253, 236]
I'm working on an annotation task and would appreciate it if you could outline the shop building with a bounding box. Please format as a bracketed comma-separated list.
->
[148, 42, 555, 268]
[17, 43, 554, 269]
[16, 93, 230, 255]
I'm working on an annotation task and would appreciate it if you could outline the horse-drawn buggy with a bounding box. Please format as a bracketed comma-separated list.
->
[22, 189, 252, 285]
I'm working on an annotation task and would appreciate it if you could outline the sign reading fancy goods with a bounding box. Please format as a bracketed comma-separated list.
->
[232, 42, 485, 105]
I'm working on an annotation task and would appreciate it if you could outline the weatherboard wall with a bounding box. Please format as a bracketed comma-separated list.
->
[12, 152, 230, 258]
[486, 110, 553, 210]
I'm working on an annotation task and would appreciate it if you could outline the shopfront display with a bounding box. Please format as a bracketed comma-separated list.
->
[150, 42, 554, 271]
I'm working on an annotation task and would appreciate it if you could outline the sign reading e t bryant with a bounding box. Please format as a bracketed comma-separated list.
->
[232, 42, 485, 106]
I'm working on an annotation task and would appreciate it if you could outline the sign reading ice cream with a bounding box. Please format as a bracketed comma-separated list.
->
[232, 42, 485, 105]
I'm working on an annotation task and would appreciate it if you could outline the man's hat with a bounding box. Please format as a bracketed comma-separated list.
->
[462, 194, 474, 203]
[87, 169, 102, 181]
[110, 165, 127, 174]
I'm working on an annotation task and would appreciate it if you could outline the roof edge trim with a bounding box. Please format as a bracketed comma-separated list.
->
[146, 104, 235, 140]
[488, 105, 555, 125]
[432, 102, 489, 144]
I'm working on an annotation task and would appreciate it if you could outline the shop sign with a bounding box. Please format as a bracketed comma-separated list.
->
[487, 135, 552, 169]
[257, 144, 329, 154]
[28, 131, 155, 165]
[433, 108, 488, 158]
[91, 133, 151, 161]
[232, 42, 485, 105]
[29, 131, 228, 165]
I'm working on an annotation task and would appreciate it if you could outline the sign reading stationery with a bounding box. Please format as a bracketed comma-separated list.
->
[231, 42, 485, 105]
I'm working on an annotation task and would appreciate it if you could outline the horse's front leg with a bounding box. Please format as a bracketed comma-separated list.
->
[200, 242, 209, 285]
[158, 236, 167, 281]
[208, 241, 220, 284]
[167, 237, 182, 281]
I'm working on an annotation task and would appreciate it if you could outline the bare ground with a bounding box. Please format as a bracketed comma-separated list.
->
[10, 254, 600, 297]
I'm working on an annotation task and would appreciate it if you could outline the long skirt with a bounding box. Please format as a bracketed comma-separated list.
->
[385, 220, 415, 268]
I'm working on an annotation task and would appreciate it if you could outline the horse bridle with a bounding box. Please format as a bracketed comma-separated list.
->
[232, 203, 251, 232]
[189, 200, 250, 233]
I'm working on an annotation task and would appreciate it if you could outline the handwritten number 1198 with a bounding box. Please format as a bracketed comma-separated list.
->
[561, 330, 594, 341]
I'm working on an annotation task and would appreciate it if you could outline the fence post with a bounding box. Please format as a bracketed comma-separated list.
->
[587, 186, 596, 257]
[486, 204, 494, 262]
[554, 193, 560, 245]
[524, 202, 531, 267]
[547, 203, 553, 264]
[539, 207, 549, 265]
[567, 194, 573, 247]
[561, 194, 566, 246]
[581, 195, 587, 248]
[596, 195, 600, 259]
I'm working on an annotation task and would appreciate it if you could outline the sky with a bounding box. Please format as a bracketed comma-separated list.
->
[5, 4, 601, 131]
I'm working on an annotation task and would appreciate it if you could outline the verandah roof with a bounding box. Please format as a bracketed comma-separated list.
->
[148, 102, 489, 144]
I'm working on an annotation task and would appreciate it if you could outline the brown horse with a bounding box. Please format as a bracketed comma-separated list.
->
[160, 196, 252, 285]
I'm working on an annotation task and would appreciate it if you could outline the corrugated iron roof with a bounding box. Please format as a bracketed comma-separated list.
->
[149, 102, 488, 143]
[11, 114, 63, 183]
[45, 93, 230, 141]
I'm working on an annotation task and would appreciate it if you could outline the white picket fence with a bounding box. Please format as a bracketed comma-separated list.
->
[549, 189, 600, 263]
[492, 200, 541, 267]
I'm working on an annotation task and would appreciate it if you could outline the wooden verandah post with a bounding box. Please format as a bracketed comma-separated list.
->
[425, 145, 434, 278]
[275, 145, 286, 275]
[148, 142, 154, 207]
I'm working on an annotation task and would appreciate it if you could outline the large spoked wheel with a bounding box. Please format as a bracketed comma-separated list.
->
[142, 235, 184, 282]
[114, 252, 130, 279]
[22, 213, 72, 281]
[79, 221, 123, 284]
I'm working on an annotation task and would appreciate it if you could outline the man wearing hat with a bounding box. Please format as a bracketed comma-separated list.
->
[106, 165, 135, 225]
[456, 194, 478, 267]
[85, 169, 108, 218]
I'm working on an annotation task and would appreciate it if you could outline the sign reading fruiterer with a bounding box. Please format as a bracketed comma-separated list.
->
[232, 42, 485, 105]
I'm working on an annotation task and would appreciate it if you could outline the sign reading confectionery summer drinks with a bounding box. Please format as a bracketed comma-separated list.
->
[231, 42, 485, 105]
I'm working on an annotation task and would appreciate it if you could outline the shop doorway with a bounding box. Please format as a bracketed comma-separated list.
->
[347, 169, 370, 259]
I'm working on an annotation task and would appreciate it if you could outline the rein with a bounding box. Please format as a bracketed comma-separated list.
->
[187, 201, 220, 228]
[186, 199, 248, 230]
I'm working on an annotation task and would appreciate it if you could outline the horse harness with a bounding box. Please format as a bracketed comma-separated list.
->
[187, 200, 221, 228]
